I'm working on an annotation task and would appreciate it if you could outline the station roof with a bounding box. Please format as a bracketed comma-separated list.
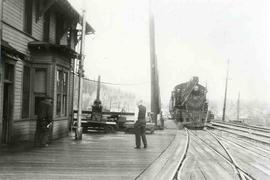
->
[37, 0, 95, 34]
[55, 0, 95, 34]
[28, 41, 79, 59]
[1, 40, 26, 60]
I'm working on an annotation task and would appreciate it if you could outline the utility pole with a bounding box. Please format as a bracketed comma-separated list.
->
[0, 0, 3, 81]
[237, 92, 240, 121]
[75, 10, 86, 140]
[149, 0, 160, 127]
[222, 60, 229, 122]
[1, 0, 3, 46]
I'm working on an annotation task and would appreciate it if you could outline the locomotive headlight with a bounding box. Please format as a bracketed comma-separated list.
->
[194, 85, 199, 91]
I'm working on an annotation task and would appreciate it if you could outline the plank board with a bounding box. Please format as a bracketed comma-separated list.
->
[0, 129, 177, 180]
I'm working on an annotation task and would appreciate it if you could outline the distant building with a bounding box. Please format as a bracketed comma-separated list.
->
[0, 0, 94, 144]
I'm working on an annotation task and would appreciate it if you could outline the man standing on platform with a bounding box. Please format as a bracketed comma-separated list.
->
[134, 100, 147, 149]
[34, 96, 53, 147]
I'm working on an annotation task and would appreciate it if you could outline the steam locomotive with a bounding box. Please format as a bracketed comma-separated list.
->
[169, 77, 208, 129]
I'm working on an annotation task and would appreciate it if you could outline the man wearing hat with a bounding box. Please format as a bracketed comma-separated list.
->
[134, 100, 147, 149]
[34, 96, 53, 147]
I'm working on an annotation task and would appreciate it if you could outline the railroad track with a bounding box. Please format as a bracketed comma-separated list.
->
[208, 121, 270, 145]
[212, 121, 270, 133]
[210, 130, 270, 160]
[173, 128, 190, 180]
[136, 129, 190, 180]
[138, 125, 270, 180]
[177, 129, 256, 180]
[210, 121, 270, 136]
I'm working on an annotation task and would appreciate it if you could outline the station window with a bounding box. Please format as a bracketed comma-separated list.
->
[22, 66, 30, 118]
[56, 69, 68, 116]
[34, 69, 46, 93]
[34, 68, 47, 115]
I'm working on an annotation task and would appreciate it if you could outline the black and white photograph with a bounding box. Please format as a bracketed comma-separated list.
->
[0, 0, 270, 179]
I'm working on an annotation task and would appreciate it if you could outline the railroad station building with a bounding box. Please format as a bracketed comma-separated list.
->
[0, 0, 94, 145]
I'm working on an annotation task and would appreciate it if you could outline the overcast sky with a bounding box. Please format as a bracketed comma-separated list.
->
[69, 0, 270, 110]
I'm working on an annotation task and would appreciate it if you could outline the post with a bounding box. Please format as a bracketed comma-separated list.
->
[0, 0, 3, 44]
[237, 92, 240, 121]
[149, 0, 160, 127]
[75, 10, 86, 140]
[222, 60, 229, 122]
[0, 0, 3, 82]
[96, 75, 101, 101]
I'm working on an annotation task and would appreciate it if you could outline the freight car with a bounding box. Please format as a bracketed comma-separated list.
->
[169, 77, 208, 129]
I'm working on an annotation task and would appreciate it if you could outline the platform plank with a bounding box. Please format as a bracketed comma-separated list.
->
[0, 128, 177, 180]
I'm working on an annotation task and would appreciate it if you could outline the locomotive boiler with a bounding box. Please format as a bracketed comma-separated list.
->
[169, 77, 208, 129]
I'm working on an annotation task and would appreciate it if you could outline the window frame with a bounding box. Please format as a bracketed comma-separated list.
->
[56, 67, 69, 117]
[33, 68, 47, 115]
[22, 65, 31, 118]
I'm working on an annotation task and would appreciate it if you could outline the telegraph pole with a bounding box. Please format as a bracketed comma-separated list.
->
[1, 0, 3, 46]
[149, 0, 160, 127]
[222, 60, 229, 122]
[0, 0, 3, 82]
[237, 92, 240, 121]
[76, 10, 86, 140]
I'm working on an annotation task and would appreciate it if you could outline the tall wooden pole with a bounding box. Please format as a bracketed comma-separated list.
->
[149, 0, 160, 126]
[96, 75, 101, 101]
[0, 0, 3, 45]
[76, 10, 86, 140]
[237, 92, 240, 121]
[222, 60, 229, 122]
[0, 0, 3, 83]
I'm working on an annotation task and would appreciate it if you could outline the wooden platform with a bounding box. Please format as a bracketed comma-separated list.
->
[0, 124, 179, 180]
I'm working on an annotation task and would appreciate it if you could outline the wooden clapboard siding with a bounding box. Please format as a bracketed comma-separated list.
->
[32, 53, 53, 63]
[13, 60, 23, 120]
[31, 1, 44, 40]
[2, 0, 45, 56]
[12, 119, 36, 142]
[3, 0, 44, 41]
[52, 119, 69, 139]
[2, 24, 34, 55]
[2, 0, 24, 31]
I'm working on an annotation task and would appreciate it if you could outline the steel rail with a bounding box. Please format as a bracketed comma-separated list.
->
[188, 130, 255, 180]
[211, 131, 270, 160]
[208, 125, 270, 145]
[212, 121, 270, 134]
[175, 128, 190, 180]
[213, 121, 270, 132]
[206, 130, 255, 180]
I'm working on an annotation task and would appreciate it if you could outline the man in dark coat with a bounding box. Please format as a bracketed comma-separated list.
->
[134, 100, 147, 149]
[34, 96, 53, 147]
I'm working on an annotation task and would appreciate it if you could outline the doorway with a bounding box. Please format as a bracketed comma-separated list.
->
[2, 63, 14, 144]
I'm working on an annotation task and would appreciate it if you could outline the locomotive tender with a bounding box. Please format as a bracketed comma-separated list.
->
[169, 77, 208, 129]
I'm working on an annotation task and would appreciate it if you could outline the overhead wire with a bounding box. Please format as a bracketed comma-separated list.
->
[82, 77, 150, 86]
